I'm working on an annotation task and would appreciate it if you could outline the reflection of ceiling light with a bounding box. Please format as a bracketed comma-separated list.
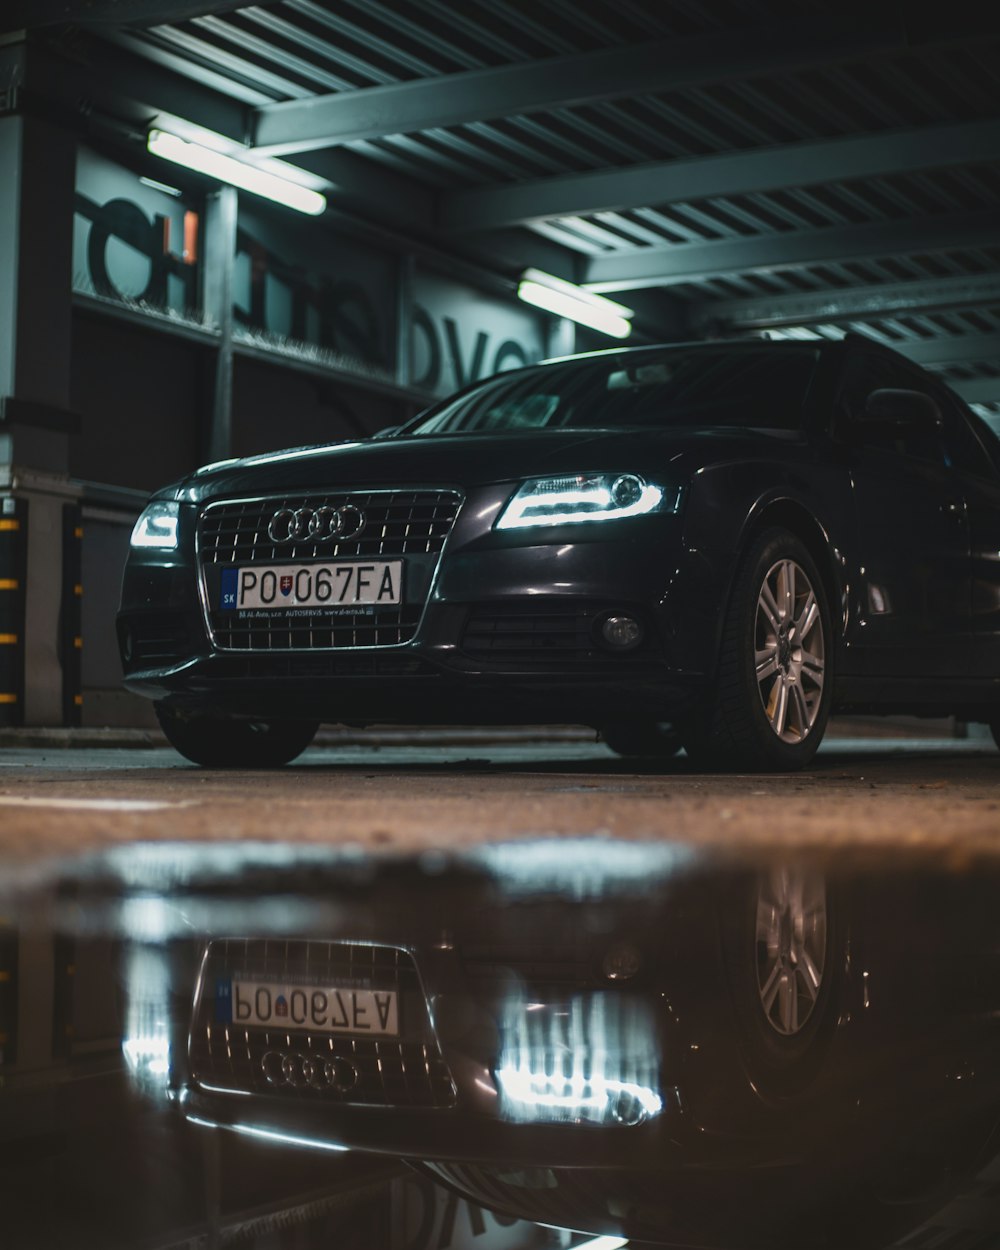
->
[147, 129, 327, 216]
[517, 268, 633, 339]
[570, 1238, 629, 1250]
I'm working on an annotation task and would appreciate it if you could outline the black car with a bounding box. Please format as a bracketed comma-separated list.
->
[118, 334, 1000, 771]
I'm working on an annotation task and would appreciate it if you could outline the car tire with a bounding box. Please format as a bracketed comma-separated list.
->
[155, 705, 319, 768]
[601, 721, 682, 758]
[722, 866, 842, 1097]
[682, 527, 832, 772]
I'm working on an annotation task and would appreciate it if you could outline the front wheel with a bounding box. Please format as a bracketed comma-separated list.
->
[683, 528, 832, 772]
[155, 705, 319, 768]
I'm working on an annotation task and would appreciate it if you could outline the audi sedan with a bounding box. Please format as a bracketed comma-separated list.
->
[117, 334, 1000, 771]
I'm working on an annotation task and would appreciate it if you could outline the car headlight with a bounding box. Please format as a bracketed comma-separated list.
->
[496, 473, 677, 530]
[130, 500, 180, 549]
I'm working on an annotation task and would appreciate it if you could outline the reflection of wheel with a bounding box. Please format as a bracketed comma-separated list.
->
[155, 705, 318, 768]
[724, 866, 840, 1096]
[755, 867, 827, 1038]
[601, 722, 682, 758]
[682, 528, 832, 772]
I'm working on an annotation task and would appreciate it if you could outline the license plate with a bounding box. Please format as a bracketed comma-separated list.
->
[220, 561, 402, 611]
[227, 978, 399, 1036]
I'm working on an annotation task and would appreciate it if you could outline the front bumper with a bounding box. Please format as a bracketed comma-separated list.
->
[118, 510, 724, 724]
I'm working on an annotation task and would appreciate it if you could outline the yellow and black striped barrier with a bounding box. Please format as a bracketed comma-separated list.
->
[61, 503, 83, 727]
[0, 498, 26, 728]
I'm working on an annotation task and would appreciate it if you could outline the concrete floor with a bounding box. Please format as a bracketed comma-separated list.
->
[0, 732, 998, 870]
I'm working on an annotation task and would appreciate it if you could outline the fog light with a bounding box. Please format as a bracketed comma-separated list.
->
[601, 615, 643, 650]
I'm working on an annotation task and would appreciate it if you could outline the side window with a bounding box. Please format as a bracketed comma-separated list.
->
[840, 354, 946, 468]
[928, 385, 998, 480]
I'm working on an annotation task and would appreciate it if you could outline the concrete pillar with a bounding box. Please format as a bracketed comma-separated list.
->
[0, 41, 80, 726]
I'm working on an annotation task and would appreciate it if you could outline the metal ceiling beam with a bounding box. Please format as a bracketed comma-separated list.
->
[584, 212, 1000, 293]
[39, 31, 437, 232]
[440, 118, 1000, 233]
[892, 332, 1000, 367]
[0, 1, 251, 33]
[249, 20, 901, 157]
[691, 273, 1000, 331]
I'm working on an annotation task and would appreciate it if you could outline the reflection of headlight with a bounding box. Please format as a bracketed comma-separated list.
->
[495, 473, 676, 530]
[131, 500, 180, 549]
[495, 994, 663, 1127]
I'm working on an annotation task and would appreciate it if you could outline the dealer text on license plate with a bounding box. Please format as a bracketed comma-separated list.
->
[225, 979, 399, 1036]
[220, 561, 401, 610]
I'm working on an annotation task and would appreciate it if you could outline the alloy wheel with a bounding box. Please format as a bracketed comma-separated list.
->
[754, 558, 826, 743]
[755, 867, 827, 1036]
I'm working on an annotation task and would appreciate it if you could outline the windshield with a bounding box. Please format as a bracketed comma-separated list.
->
[406, 346, 821, 437]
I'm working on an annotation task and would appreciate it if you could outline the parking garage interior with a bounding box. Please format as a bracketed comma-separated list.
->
[2, 3, 1000, 1248]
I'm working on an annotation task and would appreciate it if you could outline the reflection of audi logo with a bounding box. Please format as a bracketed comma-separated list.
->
[261, 1050, 360, 1092]
[267, 506, 365, 544]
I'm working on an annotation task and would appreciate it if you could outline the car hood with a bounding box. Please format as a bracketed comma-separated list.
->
[171, 426, 799, 503]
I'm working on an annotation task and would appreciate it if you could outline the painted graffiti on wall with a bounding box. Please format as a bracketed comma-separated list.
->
[235, 205, 395, 369]
[73, 150, 550, 398]
[411, 268, 545, 398]
[73, 148, 199, 316]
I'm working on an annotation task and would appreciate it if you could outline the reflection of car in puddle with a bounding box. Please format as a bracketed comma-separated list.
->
[174, 846, 1000, 1247]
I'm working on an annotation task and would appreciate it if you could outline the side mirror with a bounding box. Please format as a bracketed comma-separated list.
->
[864, 388, 941, 427]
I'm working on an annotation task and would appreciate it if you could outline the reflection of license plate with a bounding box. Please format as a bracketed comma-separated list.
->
[220, 561, 402, 611]
[229, 979, 399, 1036]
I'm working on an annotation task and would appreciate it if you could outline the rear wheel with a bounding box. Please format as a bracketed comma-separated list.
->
[601, 721, 682, 758]
[682, 528, 832, 772]
[155, 705, 319, 768]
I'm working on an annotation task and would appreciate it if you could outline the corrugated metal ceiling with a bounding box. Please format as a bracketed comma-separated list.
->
[77, 0, 1000, 398]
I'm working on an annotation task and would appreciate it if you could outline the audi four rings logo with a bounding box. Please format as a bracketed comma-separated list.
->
[267, 505, 365, 544]
[261, 1049, 361, 1092]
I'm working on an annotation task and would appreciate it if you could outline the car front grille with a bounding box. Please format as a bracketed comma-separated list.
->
[461, 601, 664, 670]
[190, 940, 456, 1109]
[198, 490, 461, 651]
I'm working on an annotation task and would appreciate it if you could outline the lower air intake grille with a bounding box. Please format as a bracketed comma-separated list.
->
[461, 601, 662, 670]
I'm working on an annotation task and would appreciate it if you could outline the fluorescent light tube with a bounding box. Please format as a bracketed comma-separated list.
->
[147, 129, 326, 216]
[518, 268, 633, 339]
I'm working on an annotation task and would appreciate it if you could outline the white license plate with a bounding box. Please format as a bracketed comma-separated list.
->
[221, 561, 402, 610]
[230, 978, 399, 1036]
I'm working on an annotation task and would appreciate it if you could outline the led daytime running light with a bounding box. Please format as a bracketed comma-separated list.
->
[497, 474, 666, 529]
[131, 501, 180, 549]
